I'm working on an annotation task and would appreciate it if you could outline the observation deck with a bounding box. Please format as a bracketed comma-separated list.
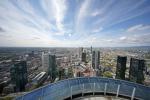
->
[16, 77, 150, 100]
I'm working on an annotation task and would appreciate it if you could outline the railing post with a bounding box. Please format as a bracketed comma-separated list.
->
[104, 83, 107, 96]
[21, 95, 24, 100]
[82, 84, 84, 97]
[131, 87, 136, 100]
[93, 83, 95, 95]
[71, 86, 72, 100]
[116, 84, 120, 98]
[67, 80, 71, 100]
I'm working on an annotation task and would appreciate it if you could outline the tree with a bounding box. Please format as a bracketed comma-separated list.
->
[103, 71, 113, 78]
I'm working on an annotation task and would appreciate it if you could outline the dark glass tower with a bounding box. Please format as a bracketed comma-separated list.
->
[79, 47, 83, 58]
[115, 56, 127, 80]
[81, 52, 86, 62]
[129, 58, 145, 84]
[92, 51, 100, 70]
[90, 46, 92, 53]
[10, 61, 28, 92]
[48, 55, 57, 81]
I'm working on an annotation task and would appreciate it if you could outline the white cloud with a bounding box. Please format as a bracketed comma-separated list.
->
[75, 0, 91, 32]
[106, 39, 113, 42]
[118, 33, 150, 44]
[0, 0, 63, 46]
[41, 0, 67, 35]
[127, 24, 150, 32]
[92, 27, 103, 33]
[95, 0, 149, 28]
[91, 11, 100, 16]
[51, 0, 67, 34]
[127, 24, 143, 32]
[68, 33, 72, 37]
[119, 36, 127, 41]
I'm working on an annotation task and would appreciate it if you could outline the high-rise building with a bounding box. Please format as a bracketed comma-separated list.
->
[81, 52, 86, 62]
[92, 51, 100, 70]
[90, 46, 92, 53]
[28, 51, 34, 57]
[115, 56, 127, 80]
[10, 61, 28, 92]
[42, 52, 49, 71]
[79, 47, 83, 58]
[48, 55, 57, 80]
[129, 58, 145, 84]
[42, 53, 57, 80]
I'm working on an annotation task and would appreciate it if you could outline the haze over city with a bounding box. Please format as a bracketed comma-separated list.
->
[0, 0, 150, 47]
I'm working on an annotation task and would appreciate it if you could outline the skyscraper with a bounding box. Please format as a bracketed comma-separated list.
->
[10, 61, 28, 92]
[42, 53, 57, 81]
[42, 52, 49, 71]
[92, 51, 100, 70]
[48, 55, 57, 80]
[115, 56, 127, 80]
[90, 46, 92, 54]
[129, 58, 145, 84]
[81, 52, 86, 63]
[79, 47, 83, 59]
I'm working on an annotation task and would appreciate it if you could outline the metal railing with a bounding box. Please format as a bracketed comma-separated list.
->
[15, 77, 150, 100]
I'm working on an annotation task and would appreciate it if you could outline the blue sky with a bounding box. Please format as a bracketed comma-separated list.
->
[0, 0, 150, 47]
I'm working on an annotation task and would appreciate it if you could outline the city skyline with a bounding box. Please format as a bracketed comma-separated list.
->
[0, 0, 150, 47]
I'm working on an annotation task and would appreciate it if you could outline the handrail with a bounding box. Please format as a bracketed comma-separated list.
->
[15, 77, 150, 100]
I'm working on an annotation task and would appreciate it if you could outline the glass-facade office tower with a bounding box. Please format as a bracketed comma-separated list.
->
[129, 58, 145, 84]
[90, 46, 92, 53]
[116, 56, 127, 80]
[92, 51, 100, 70]
[81, 52, 86, 62]
[42, 52, 49, 71]
[79, 47, 83, 58]
[42, 53, 57, 81]
[48, 55, 57, 80]
[10, 61, 28, 92]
